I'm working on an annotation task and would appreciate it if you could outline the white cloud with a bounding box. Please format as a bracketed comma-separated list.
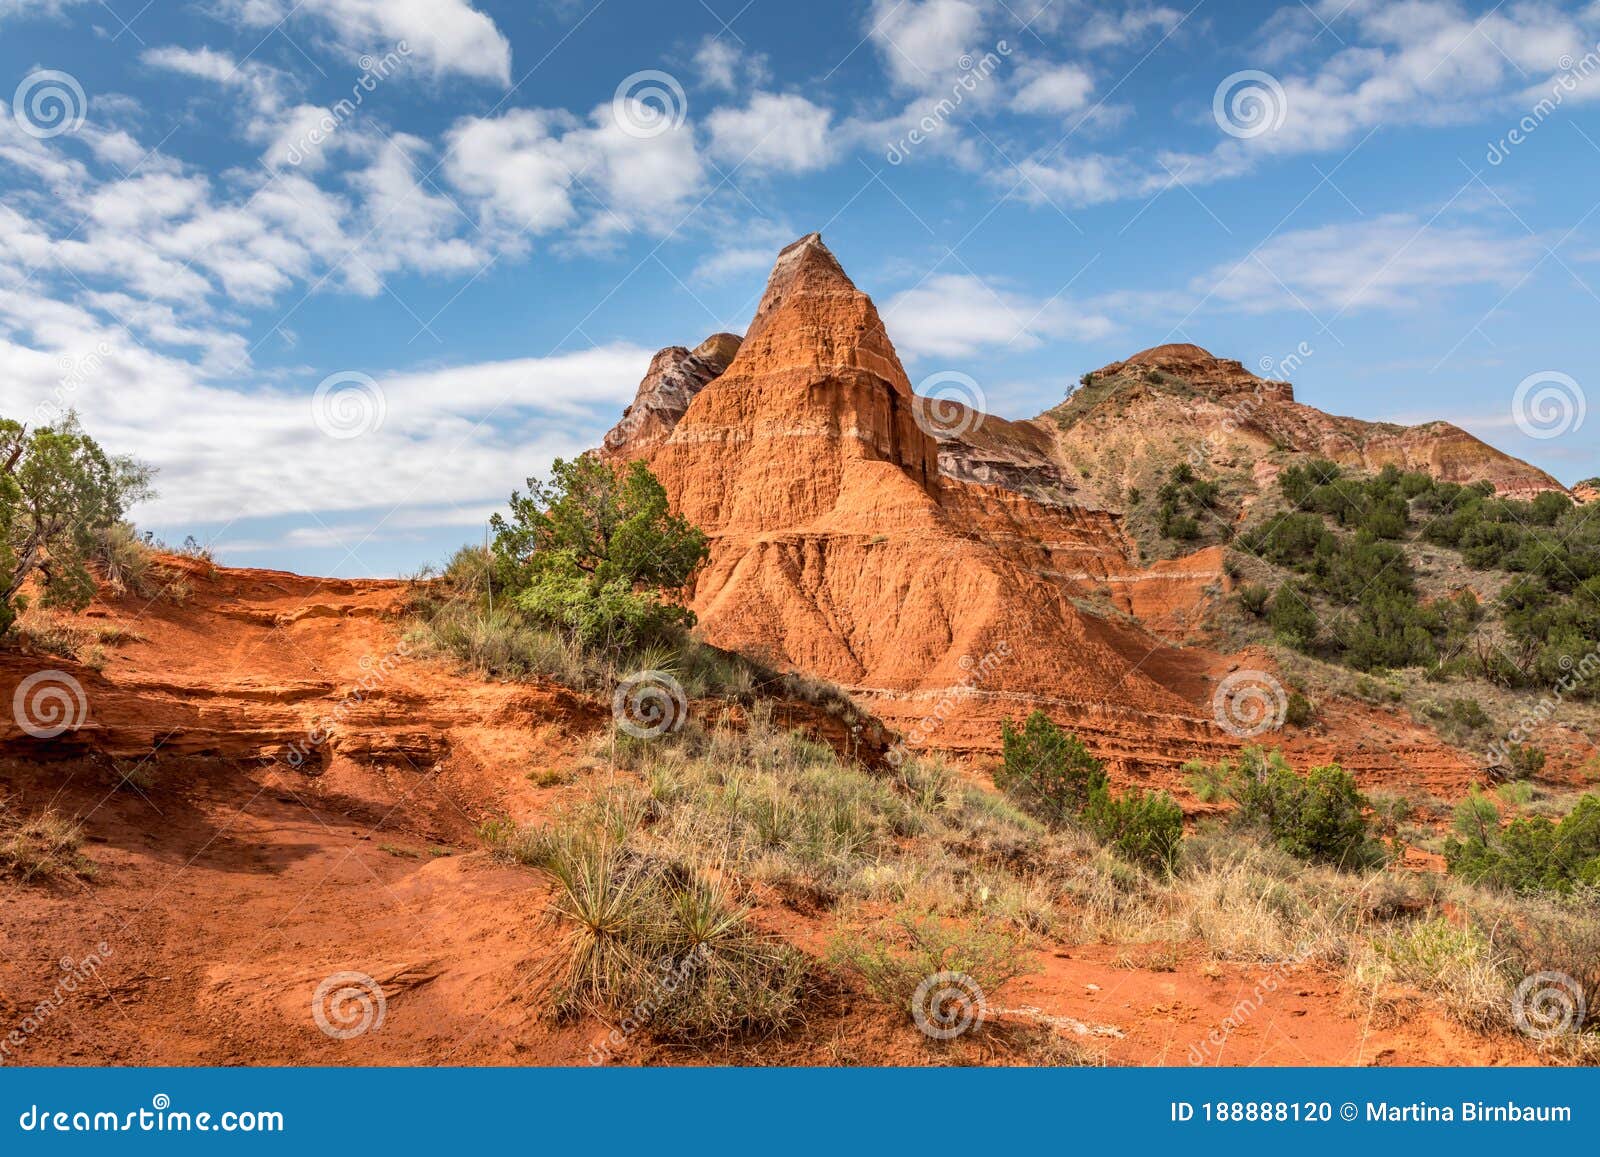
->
[445, 109, 579, 233]
[868, 0, 986, 91]
[706, 92, 835, 174]
[0, 286, 653, 534]
[219, 0, 511, 85]
[142, 45, 290, 119]
[690, 245, 777, 284]
[1009, 152, 1137, 206]
[1199, 214, 1544, 313]
[0, 0, 91, 19]
[1182, 1, 1596, 174]
[1005, 0, 1600, 210]
[690, 217, 796, 285]
[1075, 4, 1183, 49]
[692, 36, 766, 92]
[881, 272, 1116, 359]
[1011, 62, 1095, 115]
[446, 103, 705, 241]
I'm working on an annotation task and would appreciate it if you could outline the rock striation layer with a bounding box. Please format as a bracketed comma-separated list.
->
[614, 234, 1237, 778]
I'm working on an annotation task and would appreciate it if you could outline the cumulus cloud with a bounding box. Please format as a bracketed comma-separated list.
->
[692, 35, 767, 92]
[1007, 152, 1137, 206]
[881, 272, 1116, 358]
[868, 0, 987, 91]
[706, 92, 836, 174]
[0, 287, 652, 540]
[218, 0, 511, 85]
[1011, 62, 1095, 115]
[1197, 214, 1545, 315]
[445, 102, 705, 241]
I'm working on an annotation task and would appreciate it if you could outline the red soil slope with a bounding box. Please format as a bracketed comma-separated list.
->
[605, 235, 1485, 799]
[0, 563, 1534, 1066]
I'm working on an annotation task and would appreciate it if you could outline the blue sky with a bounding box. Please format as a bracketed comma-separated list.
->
[2, 0, 1597, 577]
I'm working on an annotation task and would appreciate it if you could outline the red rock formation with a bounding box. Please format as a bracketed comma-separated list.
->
[596, 235, 1536, 793]
[600, 333, 741, 458]
[628, 234, 1238, 778]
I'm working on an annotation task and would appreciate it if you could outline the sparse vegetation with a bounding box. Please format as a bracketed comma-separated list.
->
[1232, 459, 1599, 689]
[828, 912, 1032, 1028]
[1182, 747, 1385, 869]
[996, 711, 1182, 875]
[2, 413, 155, 635]
[1156, 463, 1218, 541]
[406, 462, 867, 731]
[0, 806, 95, 882]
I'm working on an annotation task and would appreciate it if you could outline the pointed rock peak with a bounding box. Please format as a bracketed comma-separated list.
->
[731, 233, 914, 391]
[743, 232, 862, 343]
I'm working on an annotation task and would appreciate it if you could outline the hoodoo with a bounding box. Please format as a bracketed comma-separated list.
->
[605, 233, 1234, 778]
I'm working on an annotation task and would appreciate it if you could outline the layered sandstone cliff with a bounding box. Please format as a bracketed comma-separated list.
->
[610, 234, 1237, 776]
[597, 235, 1561, 788]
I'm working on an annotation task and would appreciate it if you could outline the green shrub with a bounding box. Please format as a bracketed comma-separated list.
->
[1445, 793, 1600, 892]
[1083, 785, 1183, 875]
[1284, 689, 1314, 727]
[1228, 757, 1384, 868]
[1267, 585, 1320, 649]
[995, 710, 1106, 825]
[2, 414, 154, 634]
[1236, 583, 1271, 617]
[1503, 743, 1547, 781]
[491, 456, 708, 655]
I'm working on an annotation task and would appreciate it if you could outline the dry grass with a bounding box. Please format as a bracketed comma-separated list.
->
[0, 807, 95, 883]
[483, 706, 1600, 1056]
[14, 609, 145, 661]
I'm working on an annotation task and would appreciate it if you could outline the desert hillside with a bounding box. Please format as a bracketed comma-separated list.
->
[0, 558, 1563, 1066]
[3, 234, 1596, 1069]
